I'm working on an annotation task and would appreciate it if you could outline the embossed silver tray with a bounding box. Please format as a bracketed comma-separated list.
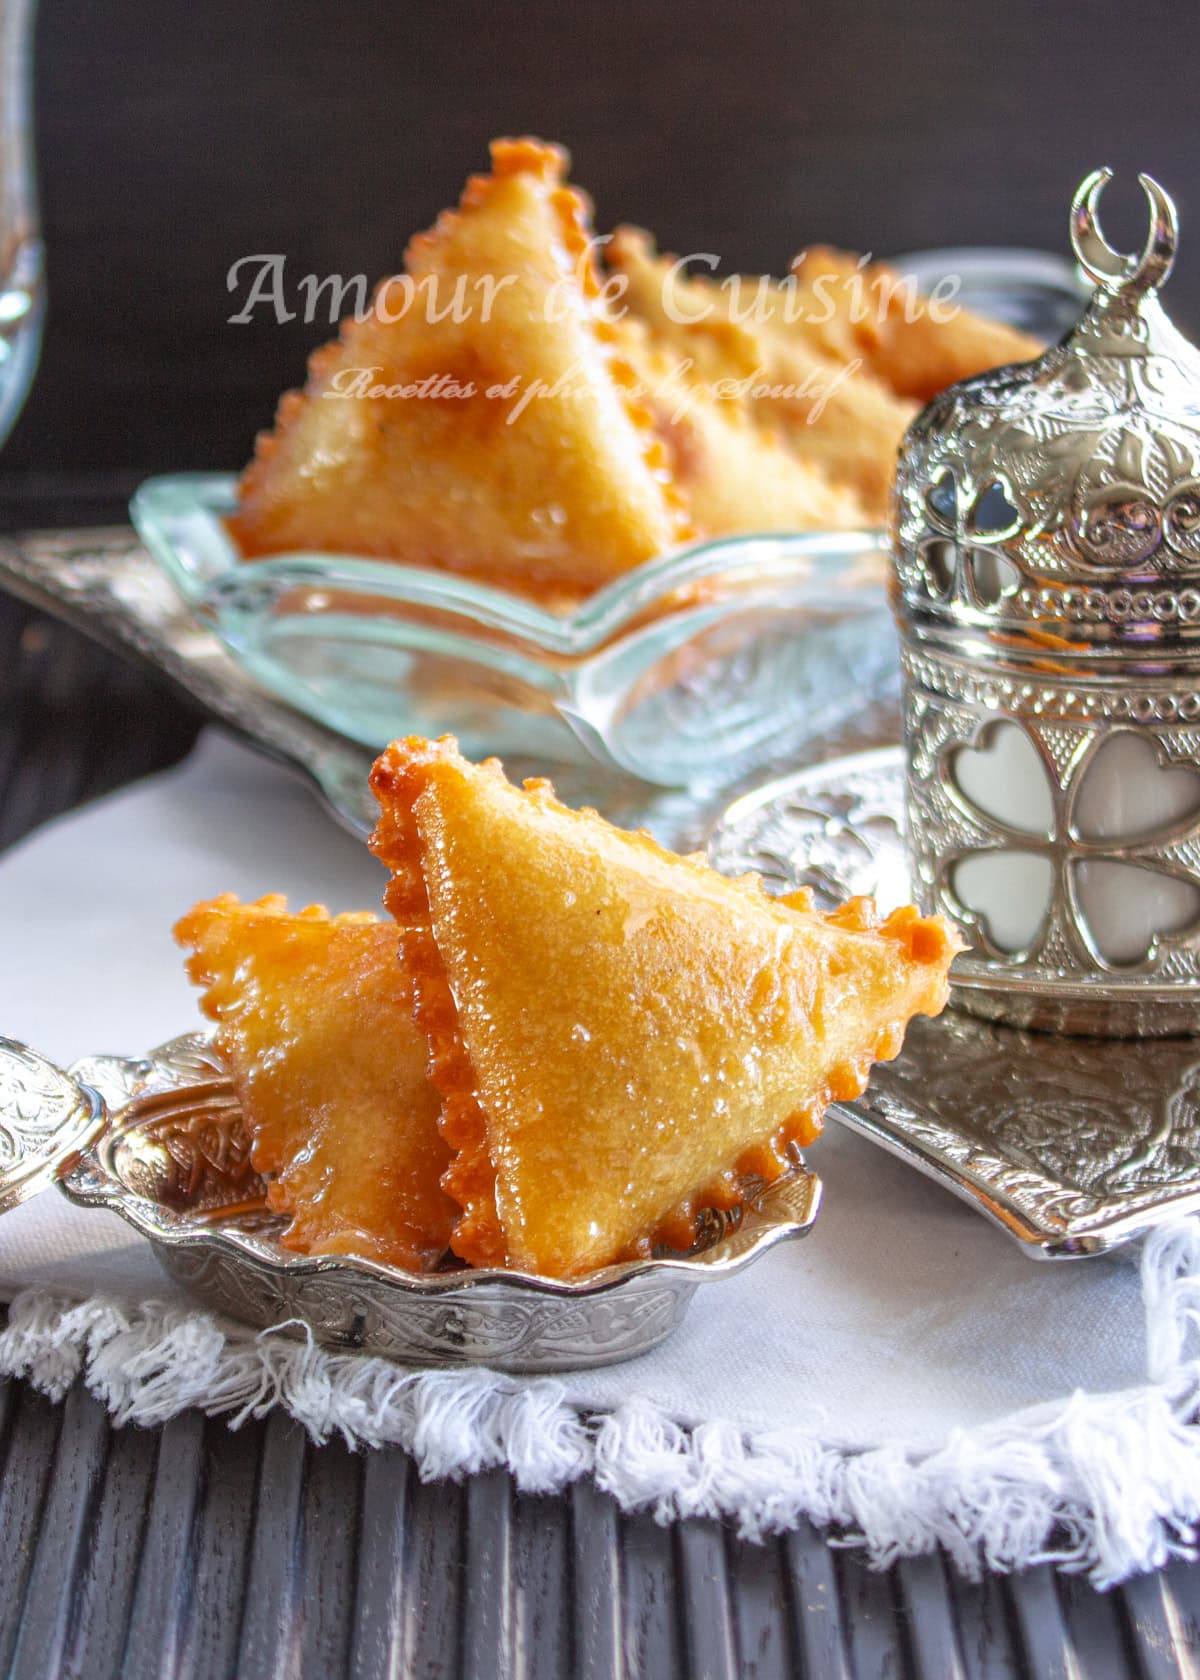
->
[0, 1033, 821, 1371]
[710, 747, 1200, 1257]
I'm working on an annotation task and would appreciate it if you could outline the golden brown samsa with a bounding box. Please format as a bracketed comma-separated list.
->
[175, 894, 454, 1271]
[231, 140, 691, 600]
[370, 736, 960, 1279]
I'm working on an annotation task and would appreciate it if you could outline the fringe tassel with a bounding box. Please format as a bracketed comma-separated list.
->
[3, 1217, 1200, 1588]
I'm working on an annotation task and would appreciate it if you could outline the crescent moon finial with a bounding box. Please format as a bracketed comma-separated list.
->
[1070, 168, 1177, 296]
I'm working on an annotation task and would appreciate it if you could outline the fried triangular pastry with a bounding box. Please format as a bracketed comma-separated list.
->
[231, 140, 690, 600]
[788, 246, 1041, 404]
[175, 894, 454, 1270]
[606, 225, 917, 517]
[614, 318, 870, 534]
[609, 229, 1039, 420]
[370, 737, 959, 1279]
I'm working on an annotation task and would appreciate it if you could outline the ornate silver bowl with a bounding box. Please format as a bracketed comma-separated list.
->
[0, 1033, 820, 1372]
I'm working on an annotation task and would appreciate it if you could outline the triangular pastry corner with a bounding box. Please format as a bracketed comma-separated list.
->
[174, 892, 455, 1271]
[230, 137, 692, 599]
[369, 735, 961, 1279]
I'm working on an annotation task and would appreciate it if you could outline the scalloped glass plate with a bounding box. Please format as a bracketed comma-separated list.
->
[130, 473, 892, 787]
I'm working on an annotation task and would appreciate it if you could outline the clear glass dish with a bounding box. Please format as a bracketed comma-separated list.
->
[131, 472, 892, 787]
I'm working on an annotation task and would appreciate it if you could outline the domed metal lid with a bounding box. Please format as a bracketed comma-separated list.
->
[892, 170, 1200, 658]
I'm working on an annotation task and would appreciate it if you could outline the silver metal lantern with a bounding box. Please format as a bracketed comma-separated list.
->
[893, 169, 1200, 1037]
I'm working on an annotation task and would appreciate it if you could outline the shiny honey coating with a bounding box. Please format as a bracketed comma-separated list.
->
[370, 735, 961, 1279]
[174, 894, 456, 1271]
[231, 138, 691, 601]
[231, 137, 1037, 598]
[607, 227, 1040, 518]
[604, 225, 919, 519]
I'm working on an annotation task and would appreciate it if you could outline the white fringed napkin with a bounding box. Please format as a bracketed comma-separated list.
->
[2, 730, 1199, 1585]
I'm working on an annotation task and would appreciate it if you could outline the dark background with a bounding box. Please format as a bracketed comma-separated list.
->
[2, 0, 1199, 499]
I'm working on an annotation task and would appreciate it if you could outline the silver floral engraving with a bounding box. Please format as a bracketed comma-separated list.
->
[709, 748, 1200, 1252]
[52, 1035, 820, 1372]
[893, 176, 1200, 630]
[0, 1038, 104, 1214]
[892, 172, 1200, 1033]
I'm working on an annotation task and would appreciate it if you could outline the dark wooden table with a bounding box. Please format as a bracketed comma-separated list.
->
[3, 516, 1200, 1677]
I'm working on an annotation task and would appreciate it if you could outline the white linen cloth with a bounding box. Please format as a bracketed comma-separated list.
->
[1, 731, 1199, 1585]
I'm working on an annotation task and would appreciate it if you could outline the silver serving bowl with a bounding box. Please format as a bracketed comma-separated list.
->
[1, 1034, 820, 1373]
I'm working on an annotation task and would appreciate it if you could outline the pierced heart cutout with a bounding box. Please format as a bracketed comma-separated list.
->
[916, 538, 1021, 607]
[951, 851, 1054, 955]
[919, 536, 956, 596]
[1071, 732, 1200, 844]
[950, 722, 1055, 837]
[924, 470, 958, 527]
[966, 545, 1022, 606]
[967, 479, 1022, 542]
[1072, 859, 1200, 967]
[946, 720, 1200, 969]
[916, 467, 1022, 608]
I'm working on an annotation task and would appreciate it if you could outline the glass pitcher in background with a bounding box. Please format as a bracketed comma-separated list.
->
[0, 0, 40, 448]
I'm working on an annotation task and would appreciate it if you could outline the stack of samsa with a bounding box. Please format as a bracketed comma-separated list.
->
[178, 736, 959, 1280]
[231, 139, 1039, 603]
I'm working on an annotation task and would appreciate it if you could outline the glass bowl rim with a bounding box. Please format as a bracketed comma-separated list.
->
[130, 470, 887, 659]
